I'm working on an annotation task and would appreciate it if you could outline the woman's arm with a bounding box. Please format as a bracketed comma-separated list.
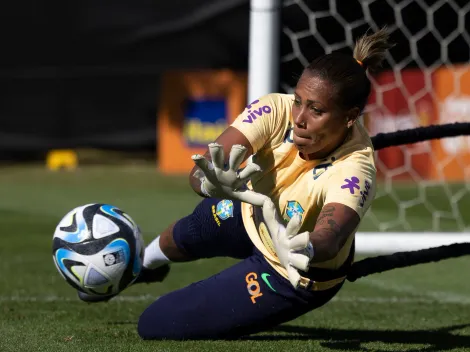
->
[189, 126, 254, 197]
[309, 203, 360, 263]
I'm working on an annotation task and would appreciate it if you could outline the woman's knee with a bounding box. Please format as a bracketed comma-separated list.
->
[136, 294, 210, 340]
[137, 303, 167, 340]
[159, 221, 193, 262]
[137, 298, 181, 340]
[158, 198, 214, 262]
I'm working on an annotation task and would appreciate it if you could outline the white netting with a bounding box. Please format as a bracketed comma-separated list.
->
[281, 0, 470, 232]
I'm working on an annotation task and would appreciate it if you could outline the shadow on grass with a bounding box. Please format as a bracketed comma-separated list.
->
[107, 321, 136, 325]
[106, 320, 470, 351]
[241, 324, 470, 351]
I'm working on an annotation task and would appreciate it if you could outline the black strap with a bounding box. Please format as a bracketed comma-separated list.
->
[371, 122, 470, 150]
[347, 242, 470, 282]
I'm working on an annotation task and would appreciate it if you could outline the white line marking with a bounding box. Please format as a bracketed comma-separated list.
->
[358, 278, 470, 304]
[0, 294, 158, 303]
[0, 294, 468, 304]
[331, 296, 435, 304]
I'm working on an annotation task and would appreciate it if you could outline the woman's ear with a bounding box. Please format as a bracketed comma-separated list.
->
[346, 107, 360, 128]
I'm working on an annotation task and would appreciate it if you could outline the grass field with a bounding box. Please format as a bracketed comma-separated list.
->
[1, 164, 470, 352]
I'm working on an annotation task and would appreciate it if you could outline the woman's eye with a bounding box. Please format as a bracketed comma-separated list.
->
[310, 106, 322, 114]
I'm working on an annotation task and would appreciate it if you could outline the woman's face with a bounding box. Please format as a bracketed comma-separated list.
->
[291, 72, 358, 159]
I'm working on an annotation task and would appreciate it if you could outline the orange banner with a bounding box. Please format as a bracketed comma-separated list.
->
[430, 66, 470, 181]
[157, 70, 247, 174]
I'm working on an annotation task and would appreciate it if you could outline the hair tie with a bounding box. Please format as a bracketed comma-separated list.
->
[356, 59, 364, 67]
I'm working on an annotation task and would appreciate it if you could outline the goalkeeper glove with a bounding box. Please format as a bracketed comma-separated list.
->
[262, 198, 313, 288]
[191, 143, 268, 207]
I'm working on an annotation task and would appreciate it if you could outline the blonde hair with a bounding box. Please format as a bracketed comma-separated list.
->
[353, 27, 395, 74]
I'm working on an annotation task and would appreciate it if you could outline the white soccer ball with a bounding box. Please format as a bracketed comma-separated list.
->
[52, 203, 145, 296]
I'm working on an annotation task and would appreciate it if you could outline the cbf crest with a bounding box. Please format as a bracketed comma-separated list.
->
[285, 201, 304, 221]
[216, 200, 234, 220]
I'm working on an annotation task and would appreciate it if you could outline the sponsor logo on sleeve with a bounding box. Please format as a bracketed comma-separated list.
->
[242, 99, 272, 123]
[359, 180, 372, 207]
[341, 176, 361, 194]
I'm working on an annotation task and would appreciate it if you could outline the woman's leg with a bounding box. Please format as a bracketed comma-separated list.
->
[137, 250, 342, 340]
[144, 198, 253, 269]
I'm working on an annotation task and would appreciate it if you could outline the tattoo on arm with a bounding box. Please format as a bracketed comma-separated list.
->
[309, 203, 360, 263]
[315, 205, 341, 237]
[316, 204, 335, 224]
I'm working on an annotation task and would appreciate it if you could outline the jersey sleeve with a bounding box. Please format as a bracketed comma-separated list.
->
[230, 94, 286, 153]
[323, 159, 376, 219]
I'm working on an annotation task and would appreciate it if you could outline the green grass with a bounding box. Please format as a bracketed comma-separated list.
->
[1, 165, 470, 352]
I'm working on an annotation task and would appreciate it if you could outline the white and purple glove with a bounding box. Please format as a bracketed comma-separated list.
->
[191, 143, 268, 207]
[262, 198, 314, 288]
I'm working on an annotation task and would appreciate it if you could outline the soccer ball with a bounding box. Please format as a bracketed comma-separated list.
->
[52, 203, 145, 296]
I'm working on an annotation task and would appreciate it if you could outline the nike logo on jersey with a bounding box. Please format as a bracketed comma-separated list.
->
[261, 273, 276, 292]
[312, 162, 333, 180]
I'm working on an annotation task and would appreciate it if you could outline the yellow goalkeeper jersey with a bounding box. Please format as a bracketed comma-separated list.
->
[231, 93, 376, 287]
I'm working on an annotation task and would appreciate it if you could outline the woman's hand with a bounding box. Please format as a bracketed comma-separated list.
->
[192, 143, 268, 207]
[262, 198, 313, 289]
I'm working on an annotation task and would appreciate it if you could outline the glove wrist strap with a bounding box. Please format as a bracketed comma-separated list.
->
[200, 180, 212, 198]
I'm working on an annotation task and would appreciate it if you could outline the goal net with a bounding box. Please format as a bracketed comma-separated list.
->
[280, 0, 470, 251]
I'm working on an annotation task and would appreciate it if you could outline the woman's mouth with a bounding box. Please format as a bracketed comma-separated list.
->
[294, 136, 311, 146]
[293, 132, 314, 145]
[293, 132, 323, 152]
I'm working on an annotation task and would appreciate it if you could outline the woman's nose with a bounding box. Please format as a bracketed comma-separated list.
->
[294, 111, 307, 129]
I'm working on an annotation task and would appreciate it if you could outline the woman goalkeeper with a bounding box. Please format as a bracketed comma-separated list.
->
[80, 28, 393, 339]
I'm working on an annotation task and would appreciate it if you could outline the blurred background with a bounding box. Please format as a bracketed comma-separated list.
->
[0, 0, 251, 162]
[1, 0, 470, 243]
[2, 2, 470, 349]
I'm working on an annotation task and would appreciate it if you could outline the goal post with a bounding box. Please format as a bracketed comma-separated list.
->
[248, 0, 281, 102]
[248, 0, 470, 254]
